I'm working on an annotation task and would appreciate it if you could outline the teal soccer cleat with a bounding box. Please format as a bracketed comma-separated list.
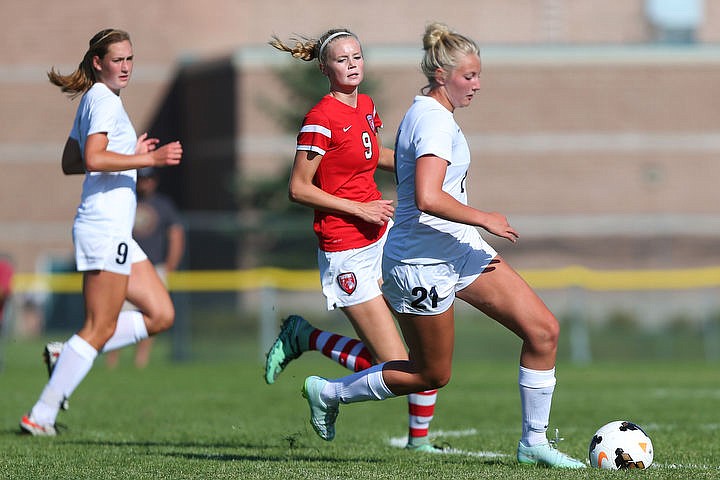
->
[405, 442, 447, 453]
[264, 315, 313, 384]
[302, 375, 338, 441]
[517, 441, 586, 468]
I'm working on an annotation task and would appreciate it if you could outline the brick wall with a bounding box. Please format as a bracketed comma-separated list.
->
[2, 0, 719, 271]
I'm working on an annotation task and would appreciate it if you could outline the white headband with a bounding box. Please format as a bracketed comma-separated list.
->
[318, 31, 354, 58]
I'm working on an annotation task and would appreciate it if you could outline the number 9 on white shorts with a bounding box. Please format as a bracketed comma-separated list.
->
[74, 231, 146, 275]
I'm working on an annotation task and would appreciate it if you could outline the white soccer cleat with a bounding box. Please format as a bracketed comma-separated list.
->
[19, 414, 57, 437]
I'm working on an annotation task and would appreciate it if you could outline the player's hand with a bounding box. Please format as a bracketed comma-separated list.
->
[151, 141, 183, 167]
[135, 133, 160, 154]
[356, 199, 394, 225]
[482, 212, 519, 243]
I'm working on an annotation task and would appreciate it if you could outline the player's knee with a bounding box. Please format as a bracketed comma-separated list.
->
[421, 369, 451, 390]
[147, 303, 175, 334]
[528, 314, 560, 353]
[428, 375, 451, 390]
[158, 305, 175, 331]
[543, 315, 560, 347]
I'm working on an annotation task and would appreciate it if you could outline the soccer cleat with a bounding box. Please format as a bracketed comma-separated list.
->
[405, 442, 447, 453]
[302, 375, 338, 441]
[19, 414, 57, 436]
[43, 342, 63, 377]
[264, 315, 313, 384]
[43, 342, 69, 411]
[517, 441, 586, 468]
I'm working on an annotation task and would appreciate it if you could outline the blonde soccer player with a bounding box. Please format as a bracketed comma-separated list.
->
[300, 23, 586, 469]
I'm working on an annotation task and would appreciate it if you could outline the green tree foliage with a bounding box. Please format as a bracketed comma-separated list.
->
[262, 62, 329, 132]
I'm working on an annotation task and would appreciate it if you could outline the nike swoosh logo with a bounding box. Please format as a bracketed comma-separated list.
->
[343, 125, 352, 132]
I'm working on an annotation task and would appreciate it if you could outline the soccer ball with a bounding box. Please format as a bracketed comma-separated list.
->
[588, 420, 653, 469]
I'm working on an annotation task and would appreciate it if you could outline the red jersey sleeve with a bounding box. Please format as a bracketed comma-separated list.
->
[297, 109, 331, 156]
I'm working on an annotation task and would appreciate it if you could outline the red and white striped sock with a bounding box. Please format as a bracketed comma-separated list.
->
[407, 390, 438, 445]
[308, 329, 373, 372]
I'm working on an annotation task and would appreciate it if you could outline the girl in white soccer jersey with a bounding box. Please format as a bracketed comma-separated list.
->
[20, 29, 183, 436]
[300, 23, 586, 469]
[264, 29, 440, 451]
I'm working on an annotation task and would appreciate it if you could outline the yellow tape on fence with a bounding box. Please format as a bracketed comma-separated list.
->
[522, 265, 720, 291]
[10, 268, 321, 294]
[167, 268, 320, 291]
[11, 265, 720, 293]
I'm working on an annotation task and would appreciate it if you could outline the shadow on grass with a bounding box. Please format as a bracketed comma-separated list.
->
[67, 437, 382, 464]
[9, 429, 512, 466]
[161, 450, 376, 463]
[11, 433, 378, 463]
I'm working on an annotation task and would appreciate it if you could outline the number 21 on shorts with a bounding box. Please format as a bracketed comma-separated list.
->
[411, 285, 439, 310]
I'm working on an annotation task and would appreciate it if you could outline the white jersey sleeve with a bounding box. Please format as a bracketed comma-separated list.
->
[71, 83, 137, 158]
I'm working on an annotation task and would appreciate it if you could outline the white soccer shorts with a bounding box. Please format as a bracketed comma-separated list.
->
[74, 227, 147, 275]
[318, 230, 389, 310]
[382, 239, 497, 315]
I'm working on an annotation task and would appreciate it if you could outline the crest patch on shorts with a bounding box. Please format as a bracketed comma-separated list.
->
[336, 272, 357, 295]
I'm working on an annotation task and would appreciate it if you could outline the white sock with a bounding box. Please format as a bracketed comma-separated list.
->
[28, 384, 64, 426]
[101, 310, 148, 353]
[323, 363, 396, 404]
[30, 335, 97, 425]
[518, 365, 556, 447]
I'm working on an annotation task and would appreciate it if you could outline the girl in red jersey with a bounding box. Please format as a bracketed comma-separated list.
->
[264, 29, 440, 451]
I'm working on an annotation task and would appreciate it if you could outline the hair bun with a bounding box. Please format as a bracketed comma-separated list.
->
[423, 22, 451, 50]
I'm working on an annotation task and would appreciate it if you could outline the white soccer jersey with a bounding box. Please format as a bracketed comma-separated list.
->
[71, 82, 138, 236]
[384, 95, 483, 264]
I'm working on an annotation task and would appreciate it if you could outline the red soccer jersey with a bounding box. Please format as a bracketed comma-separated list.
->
[297, 94, 387, 252]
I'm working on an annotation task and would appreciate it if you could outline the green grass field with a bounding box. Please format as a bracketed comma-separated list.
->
[0, 334, 718, 479]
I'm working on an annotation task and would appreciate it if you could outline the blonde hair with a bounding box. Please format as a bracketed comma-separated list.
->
[48, 28, 131, 99]
[269, 29, 359, 66]
[420, 23, 479, 93]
